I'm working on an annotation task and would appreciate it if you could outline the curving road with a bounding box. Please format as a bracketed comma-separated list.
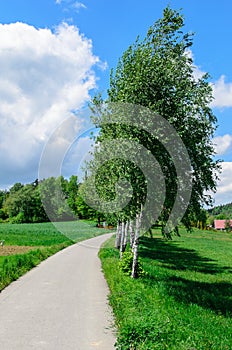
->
[0, 233, 116, 349]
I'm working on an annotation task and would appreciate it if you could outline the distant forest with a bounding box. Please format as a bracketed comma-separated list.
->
[0, 176, 100, 224]
[0, 176, 231, 227]
[208, 202, 232, 220]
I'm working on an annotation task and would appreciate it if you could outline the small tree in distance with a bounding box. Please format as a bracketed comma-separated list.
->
[224, 219, 232, 232]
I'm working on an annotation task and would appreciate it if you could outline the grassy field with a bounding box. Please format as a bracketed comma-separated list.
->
[0, 220, 110, 291]
[99, 228, 232, 350]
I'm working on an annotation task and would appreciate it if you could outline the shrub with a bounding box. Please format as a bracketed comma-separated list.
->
[119, 251, 147, 278]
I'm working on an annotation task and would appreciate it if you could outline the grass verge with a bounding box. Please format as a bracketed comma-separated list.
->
[99, 228, 232, 349]
[0, 243, 70, 291]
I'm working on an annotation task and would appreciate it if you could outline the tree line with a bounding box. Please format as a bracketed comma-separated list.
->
[208, 202, 232, 220]
[0, 176, 99, 224]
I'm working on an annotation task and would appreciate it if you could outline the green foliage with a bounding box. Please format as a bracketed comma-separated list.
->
[39, 176, 75, 222]
[4, 182, 48, 223]
[9, 182, 24, 194]
[67, 175, 79, 212]
[119, 251, 133, 275]
[190, 207, 208, 229]
[224, 219, 232, 232]
[0, 208, 7, 220]
[100, 229, 232, 349]
[0, 175, 100, 224]
[0, 190, 6, 208]
[208, 202, 232, 220]
[90, 5, 220, 236]
[75, 185, 98, 220]
[9, 212, 25, 224]
[119, 251, 147, 277]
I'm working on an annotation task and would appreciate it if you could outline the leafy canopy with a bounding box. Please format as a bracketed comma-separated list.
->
[90, 6, 220, 234]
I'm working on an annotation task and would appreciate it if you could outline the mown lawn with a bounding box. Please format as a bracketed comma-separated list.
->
[99, 228, 232, 349]
[0, 220, 109, 291]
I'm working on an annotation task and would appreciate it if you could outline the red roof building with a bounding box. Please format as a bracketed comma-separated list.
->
[214, 219, 232, 230]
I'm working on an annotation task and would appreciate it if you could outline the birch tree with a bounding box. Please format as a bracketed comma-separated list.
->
[87, 6, 220, 277]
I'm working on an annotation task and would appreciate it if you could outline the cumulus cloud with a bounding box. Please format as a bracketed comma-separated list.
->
[213, 162, 232, 205]
[213, 134, 232, 155]
[0, 22, 99, 188]
[211, 75, 232, 108]
[185, 50, 232, 109]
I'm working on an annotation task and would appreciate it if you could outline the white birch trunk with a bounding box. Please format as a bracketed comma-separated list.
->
[115, 221, 122, 249]
[123, 221, 129, 247]
[120, 221, 125, 259]
[131, 206, 143, 278]
[129, 219, 135, 249]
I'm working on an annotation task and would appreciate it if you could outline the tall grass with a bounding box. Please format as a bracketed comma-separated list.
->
[0, 243, 70, 291]
[99, 228, 232, 349]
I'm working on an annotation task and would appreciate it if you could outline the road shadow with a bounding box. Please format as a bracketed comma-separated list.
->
[140, 237, 232, 316]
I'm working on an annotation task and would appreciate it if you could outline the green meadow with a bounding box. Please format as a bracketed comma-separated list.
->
[0, 220, 109, 291]
[100, 228, 232, 349]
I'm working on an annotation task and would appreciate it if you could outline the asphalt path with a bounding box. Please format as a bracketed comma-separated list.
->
[0, 233, 116, 349]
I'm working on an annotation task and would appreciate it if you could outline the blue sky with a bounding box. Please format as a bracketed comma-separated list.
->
[0, 0, 231, 206]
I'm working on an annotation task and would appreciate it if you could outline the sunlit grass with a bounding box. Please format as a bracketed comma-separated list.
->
[99, 228, 232, 349]
[0, 219, 110, 291]
[0, 220, 112, 246]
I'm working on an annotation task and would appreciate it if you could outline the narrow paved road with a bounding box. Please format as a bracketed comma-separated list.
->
[0, 233, 116, 349]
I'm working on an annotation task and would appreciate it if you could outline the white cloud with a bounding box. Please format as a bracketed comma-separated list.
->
[185, 50, 232, 109]
[72, 2, 87, 11]
[55, 0, 86, 13]
[213, 134, 232, 155]
[0, 22, 99, 188]
[211, 75, 232, 108]
[185, 49, 206, 80]
[212, 162, 232, 205]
